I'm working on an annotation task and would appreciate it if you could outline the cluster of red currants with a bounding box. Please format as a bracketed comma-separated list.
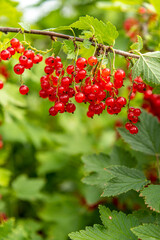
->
[125, 107, 141, 134]
[0, 38, 43, 95]
[39, 56, 131, 121]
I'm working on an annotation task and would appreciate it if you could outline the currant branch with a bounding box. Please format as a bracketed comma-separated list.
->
[0, 27, 140, 59]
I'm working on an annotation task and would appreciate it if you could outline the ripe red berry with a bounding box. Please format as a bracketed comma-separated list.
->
[25, 59, 33, 69]
[16, 44, 25, 53]
[105, 97, 115, 107]
[61, 77, 71, 87]
[125, 122, 133, 130]
[19, 55, 28, 66]
[14, 64, 25, 75]
[44, 66, 54, 75]
[39, 89, 48, 98]
[76, 57, 87, 69]
[54, 102, 65, 113]
[116, 97, 127, 107]
[19, 85, 29, 95]
[10, 38, 20, 48]
[49, 106, 58, 116]
[101, 68, 111, 78]
[88, 56, 97, 66]
[75, 92, 85, 103]
[114, 79, 123, 89]
[45, 56, 55, 66]
[133, 108, 141, 116]
[66, 103, 76, 113]
[67, 65, 74, 74]
[1, 50, 11, 60]
[105, 82, 113, 91]
[59, 94, 69, 104]
[114, 69, 125, 80]
[129, 125, 138, 134]
[24, 50, 35, 59]
[137, 83, 146, 93]
[7, 47, 15, 56]
[0, 81, 4, 89]
[87, 111, 94, 118]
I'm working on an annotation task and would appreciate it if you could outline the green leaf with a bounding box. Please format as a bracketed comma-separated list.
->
[131, 224, 160, 240]
[132, 51, 160, 86]
[0, 168, 11, 187]
[97, 55, 108, 65]
[63, 40, 76, 59]
[18, 22, 31, 31]
[0, 219, 14, 240]
[99, 206, 139, 239]
[140, 185, 160, 213]
[118, 111, 160, 155]
[70, 15, 118, 45]
[69, 224, 109, 240]
[102, 166, 149, 197]
[83, 39, 92, 49]
[12, 175, 45, 201]
[130, 35, 143, 51]
[81, 153, 113, 187]
[69, 206, 139, 240]
[52, 41, 62, 57]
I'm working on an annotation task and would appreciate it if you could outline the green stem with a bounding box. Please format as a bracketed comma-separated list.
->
[155, 154, 160, 182]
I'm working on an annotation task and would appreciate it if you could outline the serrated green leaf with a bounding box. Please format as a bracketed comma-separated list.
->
[102, 166, 149, 197]
[52, 41, 62, 57]
[70, 15, 118, 45]
[63, 40, 76, 59]
[18, 22, 31, 31]
[81, 153, 113, 187]
[118, 111, 160, 155]
[131, 224, 160, 240]
[99, 206, 139, 239]
[69, 206, 139, 240]
[140, 185, 160, 213]
[132, 210, 160, 224]
[83, 39, 92, 49]
[0, 168, 11, 187]
[132, 51, 160, 86]
[12, 175, 45, 201]
[130, 35, 143, 51]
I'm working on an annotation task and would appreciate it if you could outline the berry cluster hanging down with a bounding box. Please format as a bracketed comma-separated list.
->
[0, 38, 145, 135]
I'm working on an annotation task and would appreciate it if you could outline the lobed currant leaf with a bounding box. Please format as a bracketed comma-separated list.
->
[131, 223, 160, 240]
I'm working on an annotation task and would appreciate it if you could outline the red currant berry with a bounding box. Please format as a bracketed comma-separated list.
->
[14, 64, 25, 75]
[75, 92, 85, 103]
[25, 59, 33, 69]
[88, 56, 97, 66]
[105, 82, 113, 91]
[133, 108, 141, 116]
[61, 77, 71, 87]
[66, 103, 76, 113]
[19, 55, 28, 66]
[54, 102, 65, 113]
[76, 57, 87, 69]
[16, 44, 25, 53]
[10, 38, 20, 48]
[39, 89, 48, 98]
[1, 50, 11, 60]
[41, 80, 50, 90]
[137, 83, 146, 93]
[129, 125, 138, 134]
[125, 122, 133, 130]
[87, 111, 94, 118]
[45, 56, 55, 66]
[116, 97, 127, 107]
[44, 66, 54, 75]
[114, 69, 125, 80]
[114, 79, 123, 89]
[105, 97, 115, 107]
[67, 65, 74, 74]
[49, 106, 58, 116]
[7, 47, 15, 56]
[101, 68, 111, 78]
[24, 50, 35, 59]
[59, 94, 69, 104]
[19, 85, 29, 95]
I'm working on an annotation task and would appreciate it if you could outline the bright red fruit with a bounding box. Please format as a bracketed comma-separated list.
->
[19, 85, 29, 95]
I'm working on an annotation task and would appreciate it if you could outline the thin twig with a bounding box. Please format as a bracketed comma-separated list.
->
[0, 27, 140, 59]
